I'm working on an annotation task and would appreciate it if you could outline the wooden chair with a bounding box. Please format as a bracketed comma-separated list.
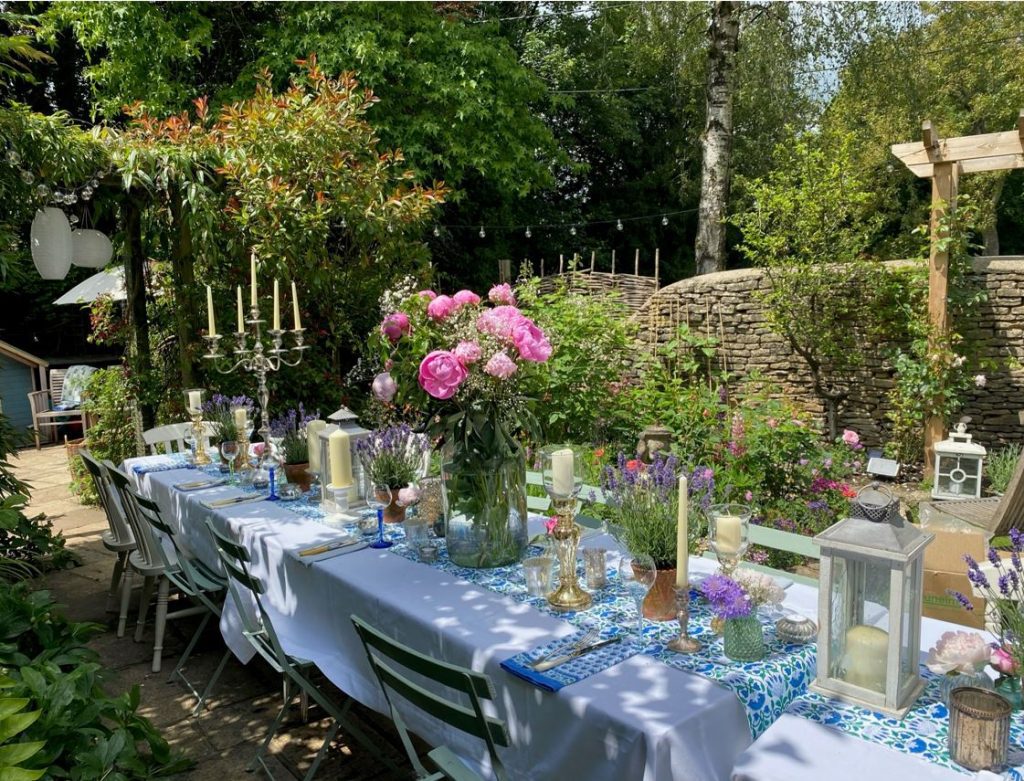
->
[77, 449, 136, 611]
[927, 449, 1024, 535]
[27, 368, 88, 449]
[351, 614, 510, 781]
[142, 422, 217, 456]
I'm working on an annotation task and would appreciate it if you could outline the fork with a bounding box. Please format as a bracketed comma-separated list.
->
[529, 628, 598, 670]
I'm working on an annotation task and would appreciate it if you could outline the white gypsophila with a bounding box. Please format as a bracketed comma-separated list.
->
[734, 569, 785, 608]
[379, 274, 419, 315]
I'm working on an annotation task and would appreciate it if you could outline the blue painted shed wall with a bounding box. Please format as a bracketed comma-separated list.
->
[0, 356, 34, 434]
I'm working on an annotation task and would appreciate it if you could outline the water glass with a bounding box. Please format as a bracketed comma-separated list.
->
[523, 556, 555, 597]
[404, 520, 429, 548]
[367, 481, 393, 550]
[583, 548, 608, 589]
[220, 441, 239, 482]
[618, 553, 657, 643]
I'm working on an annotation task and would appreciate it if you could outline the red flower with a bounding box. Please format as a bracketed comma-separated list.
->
[840, 484, 857, 499]
[625, 459, 642, 472]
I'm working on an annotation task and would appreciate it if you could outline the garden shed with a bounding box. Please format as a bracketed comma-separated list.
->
[0, 339, 48, 435]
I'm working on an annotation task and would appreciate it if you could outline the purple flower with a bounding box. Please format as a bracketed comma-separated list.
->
[1011, 528, 1023, 553]
[988, 547, 1001, 567]
[999, 573, 1013, 597]
[700, 574, 752, 620]
[948, 590, 975, 611]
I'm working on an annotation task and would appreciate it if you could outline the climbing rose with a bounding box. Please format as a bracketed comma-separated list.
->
[488, 283, 516, 306]
[427, 295, 457, 321]
[453, 289, 482, 308]
[454, 340, 482, 365]
[484, 351, 518, 379]
[371, 372, 397, 403]
[842, 429, 861, 448]
[380, 312, 410, 343]
[975, 374, 987, 388]
[511, 317, 552, 362]
[418, 350, 467, 400]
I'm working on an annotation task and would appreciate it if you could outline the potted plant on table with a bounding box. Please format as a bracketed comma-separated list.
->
[270, 406, 318, 492]
[700, 573, 768, 662]
[356, 424, 428, 524]
[203, 394, 254, 470]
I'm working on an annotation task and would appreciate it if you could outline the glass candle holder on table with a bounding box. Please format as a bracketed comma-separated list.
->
[523, 556, 555, 597]
[583, 548, 608, 590]
[540, 445, 591, 611]
[707, 503, 751, 576]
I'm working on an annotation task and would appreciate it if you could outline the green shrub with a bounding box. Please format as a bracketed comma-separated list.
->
[70, 366, 139, 505]
[988, 443, 1023, 495]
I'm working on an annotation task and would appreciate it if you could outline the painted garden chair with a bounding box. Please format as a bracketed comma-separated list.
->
[77, 449, 136, 612]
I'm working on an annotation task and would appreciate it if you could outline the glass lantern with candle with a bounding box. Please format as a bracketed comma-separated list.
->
[932, 422, 986, 501]
[182, 388, 211, 465]
[707, 503, 751, 576]
[810, 506, 933, 718]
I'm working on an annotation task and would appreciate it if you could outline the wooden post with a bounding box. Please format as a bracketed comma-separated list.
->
[654, 247, 660, 290]
[541, 257, 545, 278]
[611, 250, 616, 276]
[559, 254, 564, 275]
[123, 197, 155, 429]
[634, 249, 640, 276]
[168, 186, 197, 388]
[590, 251, 595, 273]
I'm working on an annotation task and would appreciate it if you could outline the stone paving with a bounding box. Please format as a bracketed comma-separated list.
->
[14, 445, 411, 780]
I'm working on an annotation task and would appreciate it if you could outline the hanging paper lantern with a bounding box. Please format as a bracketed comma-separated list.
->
[30, 207, 72, 280]
[71, 228, 113, 269]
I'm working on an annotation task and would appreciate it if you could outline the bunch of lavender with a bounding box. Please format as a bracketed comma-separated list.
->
[700, 573, 753, 620]
[356, 424, 429, 488]
[950, 529, 1024, 672]
[269, 404, 319, 464]
[202, 394, 254, 442]
[600, 452, 682, 569]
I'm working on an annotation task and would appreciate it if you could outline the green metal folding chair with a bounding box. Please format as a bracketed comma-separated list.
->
[206, 518, 385, 781]
[351, 614, 510, 781]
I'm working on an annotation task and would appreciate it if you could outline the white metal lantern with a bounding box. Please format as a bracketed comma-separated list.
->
[30, 207, 72, 280]
[811, 494, 933, 718]
[932, 422, 986, 500]
[318, 417, 371, 504]
[71, 228, 113, 268]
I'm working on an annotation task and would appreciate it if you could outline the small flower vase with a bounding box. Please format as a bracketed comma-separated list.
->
[723, 615, 766, 662]
[994, 675, 1023, 710]
[642, 567, 678, 621]
[940, 671, 994, 705]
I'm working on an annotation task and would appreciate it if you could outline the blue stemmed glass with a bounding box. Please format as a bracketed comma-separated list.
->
[367, 482, 393, 549]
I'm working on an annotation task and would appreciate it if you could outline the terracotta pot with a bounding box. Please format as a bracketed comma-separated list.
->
[375, 489, 407, 524]
[283, 462, 312, 492]
[642, 566, 678, 621]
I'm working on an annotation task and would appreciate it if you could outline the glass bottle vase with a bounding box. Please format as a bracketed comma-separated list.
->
[940, 671, 995, 705]
[443, 455, 528, 568]
[723, 615, 766, 662]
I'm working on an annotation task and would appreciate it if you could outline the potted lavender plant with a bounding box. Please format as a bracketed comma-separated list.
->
[270, 406, 318, 492]
[356, 424, 428, 523]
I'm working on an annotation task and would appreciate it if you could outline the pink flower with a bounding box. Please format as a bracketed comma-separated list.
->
[484, 351, 518, 379]
[453, 289, 481, 308]
[545, 516, 558, 534]
[991, 646, 1019, 675]
[767, 418, 778, 429]
[418, 350, 467, 399]
[371, 372, 397, 403]
[488, 283, 516, 306]
[454, 340, 482, 365]
[427, 295, 457, 321]
[511, 317, 552, 362]
[842, 429, 860, 447]
[398, 486, 421, 506]
[418, 289, 437, 301]
[744, 490, 753, 502]
[477, 305, 523, 339]
[926, 631, 991, 674]
[380, 312, 410, 343]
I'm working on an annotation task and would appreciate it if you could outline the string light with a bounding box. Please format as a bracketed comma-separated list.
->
[525, 226, 532, 238]
[440, 208, 692, 233]
[661, 215, 669, 226]
[616, 219, 623, 231]
[570, 226, 577, 236]
[479, 225, 486, 238]
[433, 226, 440, 237]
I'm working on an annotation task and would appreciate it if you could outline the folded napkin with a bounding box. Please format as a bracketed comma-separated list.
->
[500, 631, 639, 693]
[286, 535, 366, 566]
[174, 478, 226, 492]
[202, 494, 265, 510]
[132, 456, 194, 475]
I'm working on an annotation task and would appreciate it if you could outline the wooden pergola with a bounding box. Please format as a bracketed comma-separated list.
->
[891, 110, 1024, 476]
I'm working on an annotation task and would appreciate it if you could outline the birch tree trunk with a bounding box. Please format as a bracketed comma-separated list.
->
[695, 1, 740, 276]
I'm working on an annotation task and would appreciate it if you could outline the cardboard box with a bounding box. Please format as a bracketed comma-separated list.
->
[922, 570, 985, 629]
[914, 524, 991, 629]
[922, 527, 989, 573]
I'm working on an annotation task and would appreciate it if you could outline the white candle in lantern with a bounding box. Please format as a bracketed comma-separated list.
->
[273, 279, 281, 330]
[292, 281, 301, 330]
[236, 286, 244, 332]
[306, 420, 327, 471]
[550, 448, 575, 496]
[676, 474, 688, 587]
[206, 285, 216, 336]
[329, 429, 353, 488]
[187, 391, 202, 414]
[233, 407, 247, 431]
[250, 251, 258, 310]
[716, 514, 742, 554]
[842, 625, 889, 693]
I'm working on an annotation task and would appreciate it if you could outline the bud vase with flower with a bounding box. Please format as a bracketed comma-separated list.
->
[700, 573, 766, 662]
[925, 631, 994, 704]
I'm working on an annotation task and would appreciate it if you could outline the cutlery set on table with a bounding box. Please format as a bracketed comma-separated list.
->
[527, 629, 622, 672]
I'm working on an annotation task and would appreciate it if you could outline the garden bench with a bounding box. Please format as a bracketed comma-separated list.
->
[27, 366, 95, 449]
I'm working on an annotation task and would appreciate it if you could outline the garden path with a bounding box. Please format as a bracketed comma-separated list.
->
[14, 445, 409, 780]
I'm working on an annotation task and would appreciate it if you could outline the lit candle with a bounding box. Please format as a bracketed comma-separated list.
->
[328, 429, 353, 488]
[236, 286, 244, 332]
[306, 420, 327, 471]
[187, 390, 202, 414]
[841, 625, 889, 693]
[676, 474, 688, 587]
[206, 285, 216, 336]
[291, 281, 301, 330]
[273, 279, 281, 330]
[716, 514, 742, 554]
[250, 251, 258, 310]
[233, 407, 247, 431]
[551, 448, 575, 496]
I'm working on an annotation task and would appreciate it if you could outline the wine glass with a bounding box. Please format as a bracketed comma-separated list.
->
[182, 427, 197, 465]
[367, 482, 393, 550]
[618, 553, 657, 643]
[220, 441, 239, 482]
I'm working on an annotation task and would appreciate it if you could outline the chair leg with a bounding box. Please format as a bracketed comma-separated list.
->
[151, 577, 170, 673]
[192, 648, 232, 716]
[302, 719, 340, 781]
[33, 427, 40, 451]
[106, 551, 127, 614]
[168, 611, 211, 684]
[117, 568, 134, 638]
[249, 689, 299, 773]
[135, 576, 155, 643]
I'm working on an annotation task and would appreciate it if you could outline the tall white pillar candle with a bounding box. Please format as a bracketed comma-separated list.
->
[716, 514, 742, 554]
[676, 474, 688, 587]
[291, 281, 301, 330]
[329, 429, 353, 488]
[206, 285, 216, 336]
[842, 625, 889, 693]
[551, 448, 575, 496]
[272, 279, 280, 330]
[306, 420, 327, 471]
[236, 286, 244, 332]
[250, 251, 258, 310]
[187, 391, 202, 413]
[233, 407, 247, 431]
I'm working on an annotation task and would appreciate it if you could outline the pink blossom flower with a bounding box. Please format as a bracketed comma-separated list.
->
[842, 429, 861, 448]
[975, 374, 987, 388]
[371, 372, 397, 402]
[384, 358, 393, 371]
[991, 646, 1019, 675]
[398, 486, 421, 506]
[454, 340, 482, 365]
[418, 289, 437, 301]
[380, 312, 411, 343]
[925, 631, 991, 674]
[453, 289, 481, 308]
[744, 490, 753, 502]
[511, 317, 552, 362]
[418, 350, 468, 399]
[484, 351, 518, 379]
[476, 305, 523, 339]
[427, 295, 457, 321]
[488, 283, 516, 306]
[544, 516, 558, 534]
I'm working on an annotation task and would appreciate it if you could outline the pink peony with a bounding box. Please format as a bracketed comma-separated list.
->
[418, 350, 467, 400]
[842, 429, 861, 448]
[418, 289, 437, 301]
[488, 283, 516, 306]
[371, 372, 397, 403]
[926, 631, 991, 674]
[453, 289, 482, 308]
[991, 646, 1019, 676]
[484, 351, 518, 379]
[544, 516, 558, 534]
[476, 305, 523, 339]
[511, 317, 552, 362]
[380, 312, 411, 343]
[427, 295, 457, 321]
[454, 340, 482, 365]
[397, 486, 421, 506]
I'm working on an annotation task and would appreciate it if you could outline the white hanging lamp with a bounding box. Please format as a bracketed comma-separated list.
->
[30, 207, 73, 280]
[71, 228, 113, 269]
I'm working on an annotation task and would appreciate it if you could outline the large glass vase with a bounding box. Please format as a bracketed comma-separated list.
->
[443, 455, 528, 568]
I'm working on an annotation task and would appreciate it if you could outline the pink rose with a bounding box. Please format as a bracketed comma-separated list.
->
[398, 486, 421, 506]
[488, 283, 516, 306]
[418, 350, 467, 399]
[371, 372, 397, 403]
[454, 340, 482, 365]
[991, 646, 1019, 675]
[484, 351, 518, 379]
[476, 305, 523, 339]
[453, 289, 482, 308]
[842, 429, 861, 448]
[427, 295, 457, 321]
[544, 516, 558, 534]
[511, 317, 552, 362]
[418, 289, 437, 301]
[380, 312, 410, 343]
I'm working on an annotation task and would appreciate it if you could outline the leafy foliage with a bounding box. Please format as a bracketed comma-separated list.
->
[70, 367, 139, 505]
[988, 444, 1022, 495]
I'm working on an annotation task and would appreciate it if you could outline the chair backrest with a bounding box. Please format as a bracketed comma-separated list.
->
[49, 369, 67, 406]
[78, 449, 134, 546]
[525, 470, 605, 516]
[143, 421, 218, 455]
[105, 465, 166, 570]
[351, 614, 509, 781]
[991, 451, 1024, 534]
[26, 390, 50, 417]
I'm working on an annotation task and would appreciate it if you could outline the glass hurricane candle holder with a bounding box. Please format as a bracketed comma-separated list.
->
[183, 388, 211, 465]
[540, 446, 591, 611]
[707, 503, 751, 576]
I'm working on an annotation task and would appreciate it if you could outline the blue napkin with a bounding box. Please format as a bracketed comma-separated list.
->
[132, 455, 195, 475]
[500, 630, 639, 693]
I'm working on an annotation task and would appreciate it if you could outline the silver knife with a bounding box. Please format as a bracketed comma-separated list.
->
[205, 495, 265, 509]
[299, 538, 361, 557]
[531, 636, 622, 673]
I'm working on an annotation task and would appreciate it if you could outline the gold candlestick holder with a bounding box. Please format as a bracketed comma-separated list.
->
[189, 411, 212, 465]
[666, 585, 701, 654]
[547, 497, 592, 612]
